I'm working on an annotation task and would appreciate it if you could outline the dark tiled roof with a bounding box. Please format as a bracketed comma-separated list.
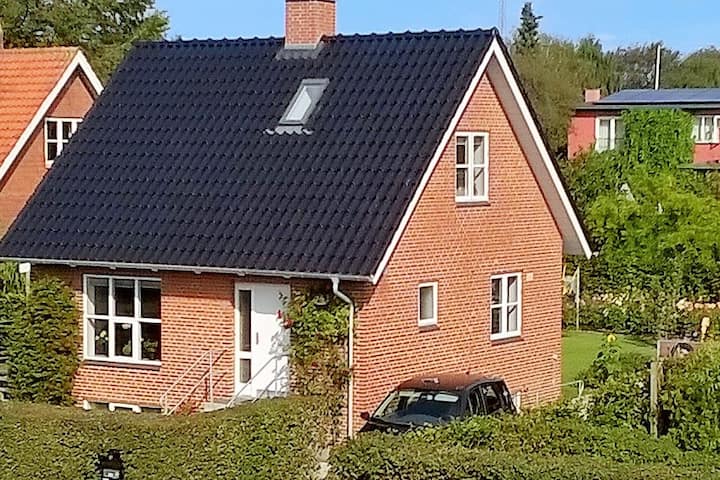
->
[597, 88, 720, 105]
[0, 30, 495, 278]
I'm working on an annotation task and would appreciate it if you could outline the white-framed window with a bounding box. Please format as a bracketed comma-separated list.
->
[45, 118, 82, 167]
[84, 275, 162, 365]
[595, 117, 624, 152]
[418, 282, 438, 327]
[490, 273, 522, 340]
[692, 116, 720, 144]
[456, 133, 489, 202]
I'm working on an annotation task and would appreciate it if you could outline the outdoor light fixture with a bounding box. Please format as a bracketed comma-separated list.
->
[99, 450, 124, 480]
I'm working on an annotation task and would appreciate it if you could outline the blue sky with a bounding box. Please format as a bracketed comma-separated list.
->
[155, 0, 718, 53]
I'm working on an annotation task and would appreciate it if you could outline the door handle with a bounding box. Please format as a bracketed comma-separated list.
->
[256, 332, 260, 345]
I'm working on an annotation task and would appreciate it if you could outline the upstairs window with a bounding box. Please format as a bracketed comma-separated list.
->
[456, 133, 489, 202]
[692, 116, 719, 144]
[280, 79, 329, 125]
[418, 282, 438, 328]
[595, 117, 624, 152]
[45, 118, 82, 167]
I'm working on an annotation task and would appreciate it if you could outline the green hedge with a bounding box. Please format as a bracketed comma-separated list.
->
[0, 398, 325, 480]
[330, 415, 720, 479]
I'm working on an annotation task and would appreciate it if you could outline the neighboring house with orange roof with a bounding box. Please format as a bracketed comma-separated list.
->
[0, 46, 102, 233]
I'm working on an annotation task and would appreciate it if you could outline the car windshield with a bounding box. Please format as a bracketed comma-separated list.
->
[372, 389, 461, 426]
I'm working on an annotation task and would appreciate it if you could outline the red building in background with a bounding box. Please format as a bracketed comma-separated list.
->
[569, 88, 720, 164]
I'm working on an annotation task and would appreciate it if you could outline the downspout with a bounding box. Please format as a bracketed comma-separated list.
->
[331, 277, 355, 439]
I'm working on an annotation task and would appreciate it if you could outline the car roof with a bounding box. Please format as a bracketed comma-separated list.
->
[395, 373, 501, 392]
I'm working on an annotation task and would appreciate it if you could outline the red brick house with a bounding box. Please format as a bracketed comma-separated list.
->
[0, 0, 590, 434]
[569, 88, 720, 163]
[0, 46, 102, 233]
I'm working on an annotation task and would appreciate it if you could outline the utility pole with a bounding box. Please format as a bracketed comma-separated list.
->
[498, 0, 506, 38]
[654, 44, 662, 90]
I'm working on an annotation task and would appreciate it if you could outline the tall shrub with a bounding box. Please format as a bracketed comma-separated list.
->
[7, 277, 79, 405]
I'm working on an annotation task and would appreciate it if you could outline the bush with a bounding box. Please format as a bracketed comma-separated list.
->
[6, 277, 79, 404]
[0, 397, 326, 480]
[331, 423, 718, 479]
[663, 341, 720, 452]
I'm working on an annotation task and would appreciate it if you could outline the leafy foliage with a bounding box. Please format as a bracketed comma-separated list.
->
[0, 397, 326, 479]
[6, 277, 79, 405]
[0, 0, 169, 80]
[663, 342, 720, 452]
[283, 288, 351, 439]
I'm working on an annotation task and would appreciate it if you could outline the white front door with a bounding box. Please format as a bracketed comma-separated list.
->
[234, 283, 290, 398]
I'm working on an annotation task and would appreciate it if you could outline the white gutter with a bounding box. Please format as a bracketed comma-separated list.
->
[331, 277, 355, 439]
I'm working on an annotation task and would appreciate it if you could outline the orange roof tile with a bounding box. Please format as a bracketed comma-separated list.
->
[0, 47, 79, 162]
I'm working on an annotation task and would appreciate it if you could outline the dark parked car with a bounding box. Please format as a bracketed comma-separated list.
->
[360, 373, 516, 433]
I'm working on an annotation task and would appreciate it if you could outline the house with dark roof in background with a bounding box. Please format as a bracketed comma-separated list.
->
[0, 0, 590, 434]
[0, 44, 103, 233]
[569, 88, 720, 163]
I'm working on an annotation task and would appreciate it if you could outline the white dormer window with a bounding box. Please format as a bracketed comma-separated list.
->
[456, 133, 489, 202]
[692, 116, 720, 144]
[45, 118, 82, 167]
[280, 79, 329, 125]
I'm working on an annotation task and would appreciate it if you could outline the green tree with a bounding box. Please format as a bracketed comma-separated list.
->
[0, 0, 169, 80]
[665, 48, 720, 88]
[610, 42, 681, 89]
[514, 2, 542, 53]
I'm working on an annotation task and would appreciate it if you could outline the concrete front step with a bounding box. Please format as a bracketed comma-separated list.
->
[201, 396, 254, 413]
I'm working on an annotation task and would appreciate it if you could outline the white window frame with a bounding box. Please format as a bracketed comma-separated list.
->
[692, 115, 720, 144]
[490, 273, 522, 341]
[83, 274, 162, 366]
[594, 117, 623, 152]
[455, 132, 490, 203]
[45, 117, 82, 168]
[418, 282, 438, 328]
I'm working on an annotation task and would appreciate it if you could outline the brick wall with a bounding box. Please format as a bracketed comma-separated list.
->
[285, 0, 336, 46]
[350, 74, 564, 430]
[0, 72, 95, 234]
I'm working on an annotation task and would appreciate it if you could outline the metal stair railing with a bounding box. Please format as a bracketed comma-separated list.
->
[160, 350, 223, 415]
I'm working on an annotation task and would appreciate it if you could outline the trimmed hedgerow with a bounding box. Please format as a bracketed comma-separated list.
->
[330, 414, 720, 479]
[0, 397, 326, 480]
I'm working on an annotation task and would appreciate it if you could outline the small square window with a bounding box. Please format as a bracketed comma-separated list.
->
[45, 118, 81, 167]
[490, 273, 522, 340]
[455, 133, 489, 202]
[418, 283, 438, 327]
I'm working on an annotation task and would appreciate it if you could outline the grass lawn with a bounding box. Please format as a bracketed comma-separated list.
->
[561, 330, 655, 397]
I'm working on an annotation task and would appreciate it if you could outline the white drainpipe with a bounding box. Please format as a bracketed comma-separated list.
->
[331, 277, 355, 439]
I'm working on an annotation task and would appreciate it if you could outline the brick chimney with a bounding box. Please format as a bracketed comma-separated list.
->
[584, 88, 602, 103]
[285, 0, 336, 48]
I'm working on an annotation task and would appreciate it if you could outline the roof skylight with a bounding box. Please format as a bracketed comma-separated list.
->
[280, 79, 329, 125]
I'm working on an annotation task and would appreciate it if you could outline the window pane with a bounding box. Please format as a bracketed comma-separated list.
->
[46, 120, 57, 140]
[238, 290, 251, 353]
[62, 121, 73, 140]
[47, 142, 58, 161]
[473, 136, 485, 165]
[87, 278, 109, 316]
[140, 322, 161, 361]
[508, 276, 519, 303]
[114, 322, 133, 357]
[91, 319, 109, 357]
[114, 279, 135, 317]
[508, 305, 518, 332]
[285, 87, 313, 122]
[693, 118, 702, 141]
[419, 286, 435, 322]
[456, 168, 467, 197]
[491, 307, 501, 335]
[598, 119, 611, 139]
[140, 281, 161, 319]
[614, 120, 625, 147]
[491, 279, 501, 305]
[482, 383, 502, 414]
[473, 167, 486, 198]
[239, 359, 251, 383]
[456, 137, 468, 165]
[704, 117, 714, 141]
